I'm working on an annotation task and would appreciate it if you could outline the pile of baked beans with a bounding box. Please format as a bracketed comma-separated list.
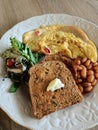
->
[73, 57, 98, 93]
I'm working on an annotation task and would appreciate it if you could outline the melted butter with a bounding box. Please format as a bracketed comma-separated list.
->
[47, 78, 64, 92]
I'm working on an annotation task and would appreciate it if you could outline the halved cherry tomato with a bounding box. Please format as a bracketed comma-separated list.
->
[6, 58, 15, 67]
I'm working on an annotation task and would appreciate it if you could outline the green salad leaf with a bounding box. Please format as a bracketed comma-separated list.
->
[10, 37, 43, 65]
[9, 82, 20, 93]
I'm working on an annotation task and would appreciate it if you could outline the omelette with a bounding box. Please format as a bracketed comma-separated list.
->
[22, 25, 97, 62]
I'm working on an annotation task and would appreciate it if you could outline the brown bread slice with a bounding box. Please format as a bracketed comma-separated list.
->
[42, 53, 73, 67]
[29, 60, 83, 119]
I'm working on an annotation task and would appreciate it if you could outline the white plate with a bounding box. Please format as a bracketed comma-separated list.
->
[0, 14, 98, 130]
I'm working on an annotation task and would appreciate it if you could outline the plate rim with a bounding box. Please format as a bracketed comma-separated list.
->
[1, 13, 98, 40]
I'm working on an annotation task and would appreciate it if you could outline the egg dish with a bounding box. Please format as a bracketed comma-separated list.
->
[23, 25, 97, 62]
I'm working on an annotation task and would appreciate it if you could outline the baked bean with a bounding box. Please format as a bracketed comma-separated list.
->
[94, 66, 98, 72]
[80, 65, 85, 68]
[93, 62, 98, 67]
[95, 73, 98, 79]
[77, 66, 83, 70]
[74, 59, 81, 65]
[94, 69, 98, 73]
[77, 73, 80, 78]
[77, 79, 82, 83]
[91, 79, 98, 86]
[73, 65, 78, 71]
[80, 66, 87, 78]
[87, 64, 92, 69]
[82, 82, 91, 88]
[78, 85, 83, 93]
[84, 85, 93, 93]
[87, 75, 94, 82]
[85, 60, 90, 67]
[87, 70, 94, 75]
[82, 57, 87, 63]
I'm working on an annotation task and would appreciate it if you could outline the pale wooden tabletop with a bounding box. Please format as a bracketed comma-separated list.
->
[0, 0, 98, 130]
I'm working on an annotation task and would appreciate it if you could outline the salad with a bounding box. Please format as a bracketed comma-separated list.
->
[2, 38, 44, 92]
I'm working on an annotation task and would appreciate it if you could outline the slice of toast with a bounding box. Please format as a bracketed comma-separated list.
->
[29, 60, 83, 119]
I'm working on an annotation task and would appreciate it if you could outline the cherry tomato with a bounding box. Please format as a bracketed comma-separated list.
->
[6, 58, 15, 67]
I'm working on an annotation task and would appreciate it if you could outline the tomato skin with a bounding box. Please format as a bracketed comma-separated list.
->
[6, 58, 15, 67]
[44, 47, 50, 53]
[35, 31, 40, 36]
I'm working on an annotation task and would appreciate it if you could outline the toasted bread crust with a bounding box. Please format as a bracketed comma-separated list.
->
[29, 60, 83, 119]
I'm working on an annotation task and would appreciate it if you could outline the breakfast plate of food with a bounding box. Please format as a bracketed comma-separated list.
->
[0, 14, 98, 130]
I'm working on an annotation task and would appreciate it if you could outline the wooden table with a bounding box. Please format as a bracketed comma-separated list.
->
[0, 0, 98, 129]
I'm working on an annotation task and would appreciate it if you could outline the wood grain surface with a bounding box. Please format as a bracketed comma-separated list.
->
[0, 0, 98, 130]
